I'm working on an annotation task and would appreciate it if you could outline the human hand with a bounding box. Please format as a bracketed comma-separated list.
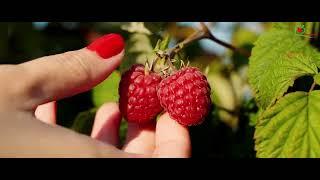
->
[0, 33, 190, 158]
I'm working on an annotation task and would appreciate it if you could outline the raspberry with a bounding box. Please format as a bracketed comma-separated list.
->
[157, 67, 211, 126]
[119, 64, 163, 124]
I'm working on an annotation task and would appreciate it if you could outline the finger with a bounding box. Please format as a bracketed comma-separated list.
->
[91, 103, 121, 147]
[12, 33, 125, 110]
[122, 121, 156, 155]
[153, 113, 191, 158]
[34, 101, 56, 125]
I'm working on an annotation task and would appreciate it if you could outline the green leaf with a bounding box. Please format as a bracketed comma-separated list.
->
[248, 28, 319, 109]
[249, 109, 263, 127]
[255, 91, 320, 158]
[121, 22, 152, 35]
[207, 67, 239, 129]
[92, 71, 120, 107]
[314, 74, 320, 85]
[71, 108, 97, 135]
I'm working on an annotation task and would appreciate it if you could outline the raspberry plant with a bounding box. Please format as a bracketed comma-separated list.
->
[70, 22, 320, 158]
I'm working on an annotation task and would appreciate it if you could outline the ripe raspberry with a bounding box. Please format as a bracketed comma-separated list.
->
[157, 67, 211, 126]
[119, 64, 163, 124]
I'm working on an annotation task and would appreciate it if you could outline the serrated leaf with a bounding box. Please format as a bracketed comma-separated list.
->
[92, 71, 120, 107]
[249, 109, 262, 126]
[71, 108, 97, 135]
[249, 28, 319, 109]
[255, 91, 320, 158]
[314, 73, 320, 85]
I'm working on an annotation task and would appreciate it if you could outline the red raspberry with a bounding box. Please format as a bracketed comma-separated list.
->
[157, 67, 211, 126]
[119, 64, 163, 124]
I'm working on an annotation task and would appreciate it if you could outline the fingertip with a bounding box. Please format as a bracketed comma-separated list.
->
[86, 33, 125, 59]
[35, 101, 56, 125]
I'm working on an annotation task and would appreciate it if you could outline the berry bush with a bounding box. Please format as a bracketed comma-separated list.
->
[4, 22, 320, 158]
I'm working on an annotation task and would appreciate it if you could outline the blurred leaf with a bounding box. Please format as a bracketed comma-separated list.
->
[240, 98, 263, 126]
[71, 108, 97, 135]
[190, 56, 221, 72]
[207, 66, 239, 129]
[92, 71, 121, 107]
[232, 44, 253, 69]
[127, 33, 153, 53]
[168, 23, 196, 40]
[8, 23, 44, 63]
[120, 33, 155, 72]
[230, 71, 243, 104]
[231, 26, 258, 69]
[232, 26, 258, 47]
[144, 22, 167, 34]
[272, 22, 295, 30]
[121, 22, 152, 35]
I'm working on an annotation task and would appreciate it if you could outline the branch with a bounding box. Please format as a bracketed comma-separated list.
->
[165, 22, 251, 59]
[200, 22, 251, 57]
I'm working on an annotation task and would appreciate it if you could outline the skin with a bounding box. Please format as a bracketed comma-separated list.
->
[0, 48, 191, 158]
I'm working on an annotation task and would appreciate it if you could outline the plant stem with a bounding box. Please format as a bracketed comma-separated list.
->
[309, 81, 316, 93]
[166, 29, 206, 58]
[160, 22, 251, 73]
[165, 22, 250, 59]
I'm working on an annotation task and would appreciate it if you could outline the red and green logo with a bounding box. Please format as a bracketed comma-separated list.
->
[295, 25, 305, 34]
[295, 24, 318, 38]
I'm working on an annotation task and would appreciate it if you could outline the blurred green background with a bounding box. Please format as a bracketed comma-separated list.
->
[2, 22, 277, 157]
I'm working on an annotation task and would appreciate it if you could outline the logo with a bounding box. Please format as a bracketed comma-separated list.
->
[295, 24, 318, 38]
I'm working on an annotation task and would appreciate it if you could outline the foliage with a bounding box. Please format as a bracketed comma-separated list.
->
[4, 22, 320, 158]
[249, 22, 320, 157]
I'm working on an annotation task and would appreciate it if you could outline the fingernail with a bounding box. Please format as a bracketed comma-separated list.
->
[87, 33, 125, 59]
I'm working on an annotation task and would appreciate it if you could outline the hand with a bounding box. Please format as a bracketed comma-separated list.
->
[0, 34, 190, 158]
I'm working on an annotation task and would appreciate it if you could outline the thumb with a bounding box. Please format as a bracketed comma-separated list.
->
[13, 33, 125, 110]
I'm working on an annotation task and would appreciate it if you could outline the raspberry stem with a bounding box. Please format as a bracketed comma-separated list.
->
[309, 81, 316, 93]
[165, 22, 250, 59]
[155, 22, 250, 76]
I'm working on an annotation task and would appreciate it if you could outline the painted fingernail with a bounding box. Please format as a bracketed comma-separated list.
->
[87, 33, 125, 59]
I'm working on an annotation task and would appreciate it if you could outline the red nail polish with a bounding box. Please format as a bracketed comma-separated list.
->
[87, 33, 125, 59]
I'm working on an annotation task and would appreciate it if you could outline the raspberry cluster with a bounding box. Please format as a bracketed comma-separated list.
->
[119, 64, 211, 126]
